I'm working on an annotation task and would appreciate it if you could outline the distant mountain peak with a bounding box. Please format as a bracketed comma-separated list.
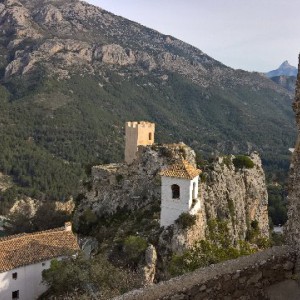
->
[266, 61, 298, 78]
[280, 60, 291, 67]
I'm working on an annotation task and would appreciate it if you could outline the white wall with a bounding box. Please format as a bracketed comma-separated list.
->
[160, 176, 200, 227]
[0, 257, 62, 300]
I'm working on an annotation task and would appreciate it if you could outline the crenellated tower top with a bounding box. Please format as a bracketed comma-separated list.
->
[125, 121, 155, 164]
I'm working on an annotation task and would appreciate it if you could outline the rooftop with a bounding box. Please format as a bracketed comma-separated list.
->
[0, 226, 79, 273]
[160, 160, 201, 180]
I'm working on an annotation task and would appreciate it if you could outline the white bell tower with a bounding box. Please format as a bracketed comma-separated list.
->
[160, 160, 201, 227]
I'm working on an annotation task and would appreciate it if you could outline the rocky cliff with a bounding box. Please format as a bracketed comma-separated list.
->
[74, 143, 269, 281]
[203, 153, 269, 240]
[75, 143, 196, 218]
[158, 152, 269, 256]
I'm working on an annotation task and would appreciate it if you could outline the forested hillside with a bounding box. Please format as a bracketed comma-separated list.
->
[0, 0, 296, 212]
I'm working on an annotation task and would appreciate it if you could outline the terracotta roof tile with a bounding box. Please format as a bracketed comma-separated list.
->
[160, 160, 201, 180]
[0, 227, 79, 273]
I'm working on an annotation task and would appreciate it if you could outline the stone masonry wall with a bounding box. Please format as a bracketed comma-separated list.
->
[115, 246, 296, 300]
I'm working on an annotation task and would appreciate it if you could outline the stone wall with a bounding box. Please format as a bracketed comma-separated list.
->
[115, 246, 296, 300]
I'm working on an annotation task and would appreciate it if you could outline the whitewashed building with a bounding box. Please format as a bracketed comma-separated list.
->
[160, 160, 202, 227]
[0, 223, 79, 300]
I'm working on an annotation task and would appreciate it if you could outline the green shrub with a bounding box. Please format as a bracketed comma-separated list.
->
[223, 156, 232, 168]
[176, 213, 196, 229]
[251, 220, 259, 230]
[200, 173, 207, 183]
[77, 208, 98, 234]
[256, 237, 271, 249]
[42, 253, 141, 299]
[195, 152, 209, 169]
[268, 185, 288, 226]
[206, 219, 231, 247]
[233, 155, 254, 169]
[123, 235, 148, 264]
[82, 180, 93, 192]
[168, 239, 256, 277]
[159, 147, 173, 158]
[116, 174, 123, 183]
[246, 219, 260, 242]
[271, 232, 285, 246]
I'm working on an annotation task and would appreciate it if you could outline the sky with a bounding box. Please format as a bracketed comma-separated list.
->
[84, 0, 299, 72]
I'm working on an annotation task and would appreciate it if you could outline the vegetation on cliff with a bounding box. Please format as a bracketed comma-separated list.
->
[41, 254, 141, 299]
[168, 219, 270, 277]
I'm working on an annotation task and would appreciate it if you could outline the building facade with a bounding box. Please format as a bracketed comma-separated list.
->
[160, 160, 201, 227]
[0, 223, 79, 300]
[0, 258, 60, 300]
[125, 121, 155, 164]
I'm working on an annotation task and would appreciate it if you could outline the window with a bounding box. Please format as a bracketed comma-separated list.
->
[12, 272, 17, 280]
[171, 184, 180, 199]
[149, 132, 152, 141]
[42, 262, 46, 267]
[12, 290, 19, 299]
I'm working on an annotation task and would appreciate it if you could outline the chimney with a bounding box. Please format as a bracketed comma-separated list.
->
[64, 222, 72, 232]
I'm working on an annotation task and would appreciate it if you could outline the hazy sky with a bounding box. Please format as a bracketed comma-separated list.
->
[85, 0, 299, 72]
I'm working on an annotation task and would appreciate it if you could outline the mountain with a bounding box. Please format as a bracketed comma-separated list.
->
[266, 61, 298, 78]
[270, 75, 297, 93]
[0, 0, 296, 209]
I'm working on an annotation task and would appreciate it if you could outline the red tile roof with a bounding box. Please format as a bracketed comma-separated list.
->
[0, 227, 79, 273]
[160, 160, 201, 180]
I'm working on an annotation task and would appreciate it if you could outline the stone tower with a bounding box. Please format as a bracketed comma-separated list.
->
[125, 121, 155, 164]
[286, 54, 300, 250]
[160, 160, 201, 227]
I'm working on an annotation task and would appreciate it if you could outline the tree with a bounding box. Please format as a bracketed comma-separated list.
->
[41, 253, 141, 299]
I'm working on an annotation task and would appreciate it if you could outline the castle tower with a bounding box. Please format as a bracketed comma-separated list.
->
[125, 121, 155, 164]
[160, 160, 201, 227]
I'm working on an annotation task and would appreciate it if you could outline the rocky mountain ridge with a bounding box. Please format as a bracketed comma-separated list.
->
[0, 0, 294, 93]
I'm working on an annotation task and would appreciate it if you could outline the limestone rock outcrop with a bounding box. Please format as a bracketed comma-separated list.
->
[0, 173, 12, 192]
[159, 152, 269, 254]
[141, 244, 157, 285]
[0, 0, 294, 95]
[97, 44, 136, 66]
[203, 152, 269, 242]
[74, 143, 196, 219]
[75, 143, 269, 254]
[9, 197, 75, 216]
